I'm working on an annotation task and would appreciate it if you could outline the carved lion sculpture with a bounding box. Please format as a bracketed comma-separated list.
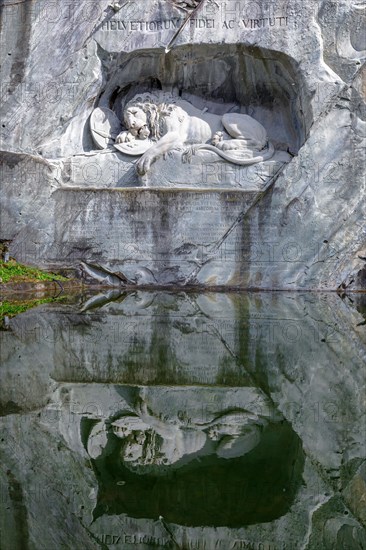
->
[116, 92, 275, 176]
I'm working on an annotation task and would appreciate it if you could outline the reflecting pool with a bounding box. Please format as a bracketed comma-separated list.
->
[0, 291, 365, 549]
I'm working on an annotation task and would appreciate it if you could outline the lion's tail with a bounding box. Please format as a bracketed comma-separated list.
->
[196, 141, 275, 166]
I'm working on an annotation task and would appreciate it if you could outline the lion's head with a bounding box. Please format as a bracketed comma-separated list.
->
[123, 92, 186, 140]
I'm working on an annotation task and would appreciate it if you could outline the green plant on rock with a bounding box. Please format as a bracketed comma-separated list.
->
[0, 260, 68, 284]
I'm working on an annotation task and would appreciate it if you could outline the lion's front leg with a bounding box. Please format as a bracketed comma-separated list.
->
[136, 131, 182, 175]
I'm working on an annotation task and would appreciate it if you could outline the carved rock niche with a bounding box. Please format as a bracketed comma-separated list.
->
[88, 43, 313, 189]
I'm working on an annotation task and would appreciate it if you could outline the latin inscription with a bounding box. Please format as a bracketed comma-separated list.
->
[102, 18, 215, 32]
[241, 16, 288, 28]
[102, 17, 289, 32]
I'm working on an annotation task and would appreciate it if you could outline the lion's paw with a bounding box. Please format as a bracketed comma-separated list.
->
[182, 146, 196, 164]
[136, 153, 153, 175]
[211, 131, 224, 147]
[116, 131, 135, 144]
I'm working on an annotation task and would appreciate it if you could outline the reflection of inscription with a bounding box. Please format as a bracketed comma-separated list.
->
[94, 534, 285, 549]
[98, 534, 171, 546]
[231, 541, 287, 549]
[102, 18, 215, 31]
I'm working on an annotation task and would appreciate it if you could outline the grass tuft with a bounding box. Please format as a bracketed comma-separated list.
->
[0, 260, 68, 284]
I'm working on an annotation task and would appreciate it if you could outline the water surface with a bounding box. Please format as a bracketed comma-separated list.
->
[0, 291, 365, 549]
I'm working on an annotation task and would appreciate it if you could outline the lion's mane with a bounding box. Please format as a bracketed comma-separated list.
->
[124, 92, 186, 140]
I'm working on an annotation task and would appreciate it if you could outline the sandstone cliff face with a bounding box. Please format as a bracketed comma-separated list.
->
[0, 0, 365, 289]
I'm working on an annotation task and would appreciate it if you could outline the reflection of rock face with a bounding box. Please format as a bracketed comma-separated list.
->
[88, 390, 275, 471]
[95, 421, 304, 528]
[52, 292, 256, 387]
[86, 387, 304, 528]
[0, 291, 365, 548]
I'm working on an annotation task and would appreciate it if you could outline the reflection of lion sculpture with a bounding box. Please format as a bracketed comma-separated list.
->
[116, 92, 275, 176]
[107, 399, 267, 474]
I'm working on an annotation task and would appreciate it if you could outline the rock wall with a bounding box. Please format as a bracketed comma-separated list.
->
[0, 0, 365, 289]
